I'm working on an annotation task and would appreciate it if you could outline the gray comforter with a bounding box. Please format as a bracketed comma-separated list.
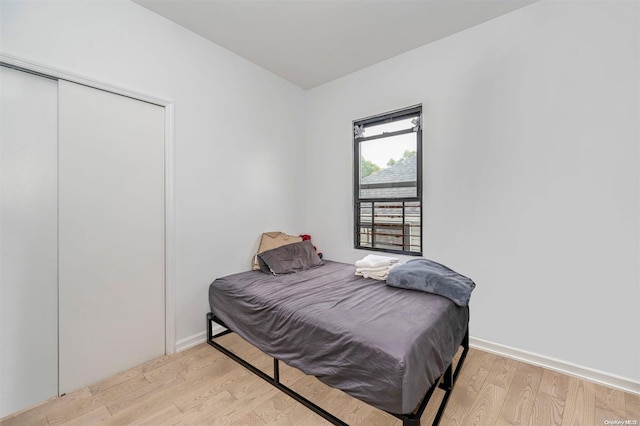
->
[208, 261, 468, 414]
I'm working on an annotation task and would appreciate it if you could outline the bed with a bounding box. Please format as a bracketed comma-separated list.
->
[207, 260, 469, 426]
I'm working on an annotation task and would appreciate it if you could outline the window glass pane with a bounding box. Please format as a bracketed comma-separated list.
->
[373, 201, 405, 250]
[358, 202, 373, 248]
[359, 133, 417, 199]
[405, 202, 421, 252]
[356, 201, 421, 253]
[361, 117, 416, 138]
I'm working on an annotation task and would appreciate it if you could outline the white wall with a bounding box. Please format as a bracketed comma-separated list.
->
[2, 0, 638, 391]
[0, 0, 306, 346]
[305, 0, 640, 383]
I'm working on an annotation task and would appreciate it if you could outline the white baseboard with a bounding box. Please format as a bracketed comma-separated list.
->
[175, 331, 207, 352]
[470, 336, 640, 395]
[175, 323, 227, 352]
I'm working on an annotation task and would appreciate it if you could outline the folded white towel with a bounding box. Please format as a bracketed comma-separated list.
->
[361, 274, 386, 281]
[355, 265, 391, 274]
[355, 254, 399, 269]
[356, 271, 389, 278]
[355, 263, 397, 280]
[360, 270, 390, 280]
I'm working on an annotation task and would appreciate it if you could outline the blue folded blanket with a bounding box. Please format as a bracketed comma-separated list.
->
[386, 259, 475, 306]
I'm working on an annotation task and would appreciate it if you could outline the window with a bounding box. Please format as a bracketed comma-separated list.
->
[353, 105, 422, 255]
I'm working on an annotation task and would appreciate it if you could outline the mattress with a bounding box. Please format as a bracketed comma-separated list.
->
[208, 260, 468, 414]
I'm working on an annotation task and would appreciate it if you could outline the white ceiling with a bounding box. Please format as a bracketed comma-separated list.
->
[133, 0, 538, 90]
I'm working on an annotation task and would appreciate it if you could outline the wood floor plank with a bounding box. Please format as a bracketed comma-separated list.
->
[460, 349, 498, 393]
[179, 387, 275, 426]
[439, 349, 498, 425]
[59, 375, 151, 423]
[210, 337, 275, 376]
[1, 388, 91, 426]
[595, 383, 628, 425]
[61, 404, 111, 426]
[114, 385, 232, 425]
[88, 353, 179, 395]
[262, 380, 334, 426]
[172, 362, 253, 413]
[360, 409, 397, 426]
[287, 372, 331, 402]
[457, 354, 519, 426]
[595, 384, 627, 418]
[330, 397, 376, 426]
[211, 382, 282, 425]
[0, 395, 57, 426]
[226, 411, 266, 426]
[142, 353, 194, 383]
[305, 388, 355, 423]
[218, 336, 271, 364]
[626, 392, 640, 420]
[0, 411, 49, 426]
[138, 390, 237, 426]
[122, 351, 228, 418]
[225, 369, 278, 402]
[440, 385, 476, 426]
[95, 374, 151, 400]
[287, 386, 338, 425]
[488, 357, 520, 390]
[278, 363, 308, 387]
[259, 370, 378, 426]
[530, 370, 568, 426]
[497, 362, 543, 425]
[104, 376, 185, 416]
[142, 344, 215, 383]
[135, 403, 183, 425]
[461, 381, 509, 426]
[180, 342, 213, 356]
[253, 392, 301, 425]
[206, 337, 329, 425]
[260, 400, 332, 426]
[561, 375, 596, 426]
[441, 352, 517, 426]
[420, 390, 445, 426]
[530, 391, 564, 426]
[268, 413, 331, 426]
[595, 408, 628, 426]
[180, 356, 240, 385]
[46, 385, 114, 425]
[538, 369, 569, 400]
[178, 350, 236, 382]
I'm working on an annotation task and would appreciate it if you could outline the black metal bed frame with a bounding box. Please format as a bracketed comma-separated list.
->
[206, 312, 469, 426]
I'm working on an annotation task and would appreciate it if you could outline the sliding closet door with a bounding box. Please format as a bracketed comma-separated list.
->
[0, 67, 59, 417]
[58, 81, 165, 393]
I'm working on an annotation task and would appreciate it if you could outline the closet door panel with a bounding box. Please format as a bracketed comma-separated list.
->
[58, 81, 165, 394]
[0, 67, 59, 417]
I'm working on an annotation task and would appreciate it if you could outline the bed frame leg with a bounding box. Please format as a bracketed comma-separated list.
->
[402, 417, 420, 426]
[273, 359, 280, 384]
[439, 364, 453, 391]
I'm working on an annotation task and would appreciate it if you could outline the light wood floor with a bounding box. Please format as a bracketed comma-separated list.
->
[2, 333, 639, 426]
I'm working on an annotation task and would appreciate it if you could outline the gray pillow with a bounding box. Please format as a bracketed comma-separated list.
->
[257, 240, 323, 275]
[386, 258, 475, 306]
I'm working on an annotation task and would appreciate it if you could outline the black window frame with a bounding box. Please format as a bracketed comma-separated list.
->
[353, 105, 423, 256]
